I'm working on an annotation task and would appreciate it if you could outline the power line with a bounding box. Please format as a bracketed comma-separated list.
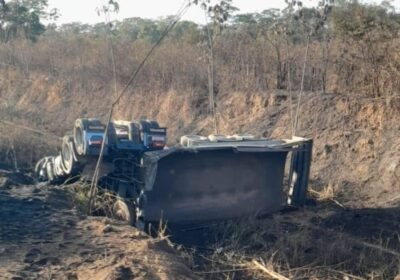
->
[87, 0, 192, 214]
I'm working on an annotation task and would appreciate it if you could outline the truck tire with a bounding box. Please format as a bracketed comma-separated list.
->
[74, 118, 103, 156]
[106, 122, 117, 147]
[139, 120, 151, 142]
[130, 121, 141, 144]
[74, 118, 88, 155]
[54, 154, 66, 177]
[34, 157, 46, 178]
[46, 158, 55, 183]
[35, 157, 50, 182]
[62, 135, 81, 175]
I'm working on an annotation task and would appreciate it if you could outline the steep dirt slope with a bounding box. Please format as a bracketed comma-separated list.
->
[1, 70, 399, 207]
[107, 91, 400, 207]
[1, 70, 400, 280]
[0, 171, 196, 280]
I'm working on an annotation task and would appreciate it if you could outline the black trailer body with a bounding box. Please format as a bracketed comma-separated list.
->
[138, 138, 312, 224]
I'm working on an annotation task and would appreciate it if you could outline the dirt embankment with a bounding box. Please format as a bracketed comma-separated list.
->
[1, 70, 399, 207]
[1, 72, 400, 279]
[0, 170, 195, 280]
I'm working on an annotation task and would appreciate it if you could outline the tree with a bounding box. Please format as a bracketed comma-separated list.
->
[332, 0, 400, 95]
[231, 13, 258, 38]
[194, 0, 238, 133]
[0, 0, 53, 42]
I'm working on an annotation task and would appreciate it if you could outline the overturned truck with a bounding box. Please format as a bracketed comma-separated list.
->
[36, 118, 313, 228]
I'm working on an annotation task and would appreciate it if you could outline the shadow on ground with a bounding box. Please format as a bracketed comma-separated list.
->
[165, 202, 400, 279]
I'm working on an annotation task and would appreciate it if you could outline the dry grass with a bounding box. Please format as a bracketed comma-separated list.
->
[311, 182, 336, 201]
[308, 182, 346, 209]
[181, 204, 400, 280]
[70, 180, 135, 221]
[70, 181, 92, 213]
[0, 123, 59, 170]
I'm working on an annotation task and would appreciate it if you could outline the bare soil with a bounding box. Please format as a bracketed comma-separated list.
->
[0, 171, 196, 280]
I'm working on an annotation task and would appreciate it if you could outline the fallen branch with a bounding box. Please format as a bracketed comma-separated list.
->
[252, 260, 290, 280]
[325, 268, 366, 280]
[309, 188, 346, 209]
[195, 267, 253, 274]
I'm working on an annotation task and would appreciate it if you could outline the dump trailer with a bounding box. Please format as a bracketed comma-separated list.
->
[138, 137, 312, 225]
[35, 118, 312, 228]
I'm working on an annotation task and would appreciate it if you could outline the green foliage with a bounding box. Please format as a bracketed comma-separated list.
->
[106, 0, 119, 13]
[0, 0, 52, 42]
[58, 22, 93, 35]
[191, 0, 238, 28]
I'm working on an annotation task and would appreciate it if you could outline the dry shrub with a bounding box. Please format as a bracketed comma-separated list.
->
[0, 124, 59, 169]
[310, 181, 337, 202]
[186, 206, 400, 280]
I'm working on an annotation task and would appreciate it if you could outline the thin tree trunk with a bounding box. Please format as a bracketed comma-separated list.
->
[294, 35, 310, 135]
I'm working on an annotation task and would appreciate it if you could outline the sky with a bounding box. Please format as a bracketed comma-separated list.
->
[47, 0, 400, 25]
[47, 0, 310, 24]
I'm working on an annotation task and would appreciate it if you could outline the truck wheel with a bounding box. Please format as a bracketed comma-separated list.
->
[112, 199, 136, 225]
[74, 118, 103, 156]
[139, 120, 151, 142]
[54, 154, 66, 177]
[62, 135, 83, 175]
[74, 118, 89, 156]
[34, 157, 46, 178]
[130, 121, 141, 144]
[46, 158, 55, 183]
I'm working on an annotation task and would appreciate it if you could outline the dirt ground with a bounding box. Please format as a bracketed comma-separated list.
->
[0, 170, 195, 280]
